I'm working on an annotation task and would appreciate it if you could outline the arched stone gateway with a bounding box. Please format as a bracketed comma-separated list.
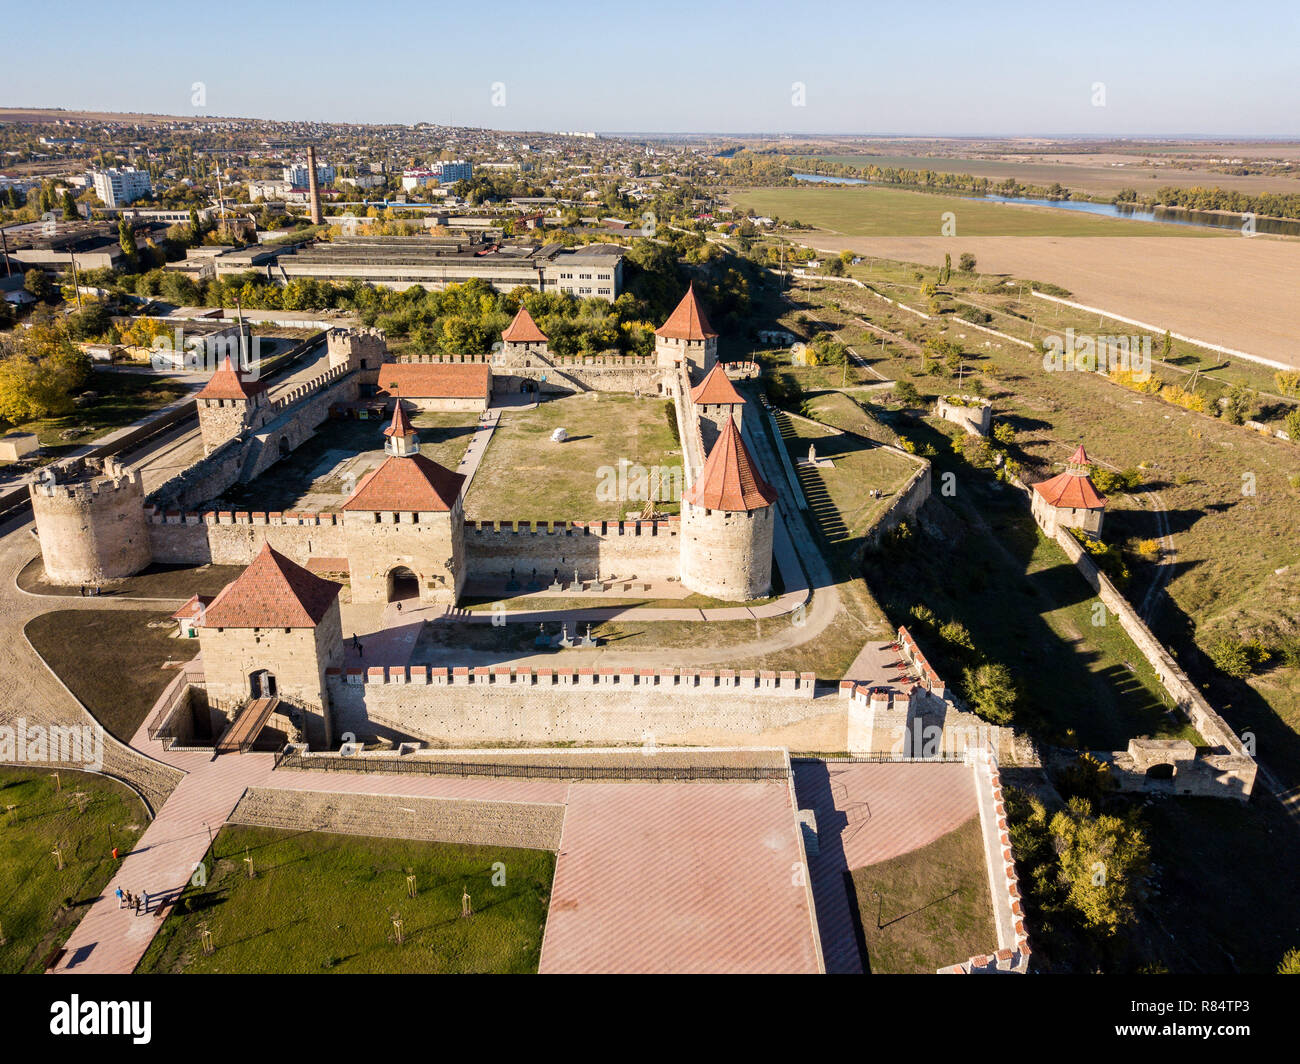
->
[249, 669, 278, 699]
[386, 566, 420, 602]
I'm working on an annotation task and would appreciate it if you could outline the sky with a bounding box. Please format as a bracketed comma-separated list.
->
[3, 0, 1299, 136]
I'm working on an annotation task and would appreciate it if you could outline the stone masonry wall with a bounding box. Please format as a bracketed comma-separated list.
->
[148, 511, 347, 566]
[326, 668, 842, 751]
[228, 786, 565, 851]
[463, 519, 680, 582]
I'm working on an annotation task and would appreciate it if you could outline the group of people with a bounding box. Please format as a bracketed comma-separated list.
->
[115, 887, 148, 915]
[77, 585, 101, 597]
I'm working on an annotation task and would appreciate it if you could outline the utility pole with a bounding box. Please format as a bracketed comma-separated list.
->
[68, 253, 82, 310]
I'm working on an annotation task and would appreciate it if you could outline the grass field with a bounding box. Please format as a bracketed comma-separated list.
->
[214, 411, 479, 512]
[467, 394, 682, 522]
[850, 815, 995, 974]
[25, 609, 196, 741]
[728, 185, 1201, 238]
[137, 825, 553, 974]
[18, 557, 242, 598]
[0, 767, 148, 974]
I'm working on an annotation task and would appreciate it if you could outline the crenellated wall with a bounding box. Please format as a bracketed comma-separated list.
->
[325, 665, 840, 749]
[464, 518, 681, 582]
[147, 508, 347, 566]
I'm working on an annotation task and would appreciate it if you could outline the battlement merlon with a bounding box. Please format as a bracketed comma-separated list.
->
[27, 456, 142, 500]
[326, 326, 389, 372]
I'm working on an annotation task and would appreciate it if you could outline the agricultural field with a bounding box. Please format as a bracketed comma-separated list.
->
[466, 393, 682, 522]
[137, 825, 553, 974]
[727, 185, 1197, 238]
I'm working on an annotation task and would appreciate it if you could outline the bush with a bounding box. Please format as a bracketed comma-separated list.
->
[1285, 408, 1300, 441]
[958, 252, 977, 272]
[1207, 637, 1257, 679]
[1279, 947, 1300, 974]
[892, 379, 921, 407]
[961, 662, 1019, 724]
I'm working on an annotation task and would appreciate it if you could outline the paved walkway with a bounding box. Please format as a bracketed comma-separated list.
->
[454, 409, 500, 494]
[791, 760, 978, 974]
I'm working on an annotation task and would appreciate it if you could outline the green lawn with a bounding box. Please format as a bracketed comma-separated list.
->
[0, 767, 149, 973]
[25, 609, 197, 742]
[467, 393, 682, 522]
[137, 825, 554, 974]
[851, 815, 996, 974]
[727, 185, 1206, 238]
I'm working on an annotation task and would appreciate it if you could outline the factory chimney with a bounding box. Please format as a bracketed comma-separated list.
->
[306, 145, 324, 225]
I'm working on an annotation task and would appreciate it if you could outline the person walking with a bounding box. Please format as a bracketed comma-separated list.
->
[115, 887, 124, 909]
[133, 893, 141, 915]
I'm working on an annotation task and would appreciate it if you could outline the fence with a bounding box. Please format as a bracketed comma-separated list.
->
[274, 747, 790, 782]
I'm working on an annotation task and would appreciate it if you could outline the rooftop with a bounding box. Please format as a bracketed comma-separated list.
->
[683, 416, 776, 512]
[377, 363, 491, 400]
[202, 543, 341, 629]
[342, 452, 465, 513]
[655, 282, 718, 341]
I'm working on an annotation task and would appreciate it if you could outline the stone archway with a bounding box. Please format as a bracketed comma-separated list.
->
[249, 669, 278, 699]
[386, 566, 420, 603]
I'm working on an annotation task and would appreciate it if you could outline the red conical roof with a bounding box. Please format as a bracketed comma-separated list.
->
[202, 543, 341, 628]
[383, 400, 416, 439]
[1068, 444, 1090, 466]
[690, 363, 744, 406]
[1032, 445, 1106, 510]
[342, 453, 465, 512]
[655, 282, 718, 340]
[503, 305, 548, 343]
[195, 354, 267, 401]
[683, 415, 776, 512]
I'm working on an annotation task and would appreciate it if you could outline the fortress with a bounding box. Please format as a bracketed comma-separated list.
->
[29, 285, 775, 607]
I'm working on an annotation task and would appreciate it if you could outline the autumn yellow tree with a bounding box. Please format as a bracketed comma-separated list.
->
[0, 323, 92, 425]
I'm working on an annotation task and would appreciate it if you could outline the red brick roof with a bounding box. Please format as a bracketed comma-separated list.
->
[655, 282, 718, 340]
[690, 363, 744, 406]
[341, 453, 465, 512]
[202, 543, 341, 629]
[377, 363, 490, 400]
[503, 305, 548, 343]
[170, 594, 213, 621]
[684, 415, 776, 512]
[1032, 469, 1106, 510]
[194, 355, 267, 401]
[383, 400, 415, 438]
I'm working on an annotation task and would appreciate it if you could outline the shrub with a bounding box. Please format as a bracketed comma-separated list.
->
[939, 619, 976, 656]
[892, 379, 921, 406]
[1275, 371, 1300, 398]
[1279, 948, 1300, 975]
[1285, 408, 1300, 441]
[1134, 538, 1161, 561]
[961, 662, 1019, 724]
[958, 252, 977, 272]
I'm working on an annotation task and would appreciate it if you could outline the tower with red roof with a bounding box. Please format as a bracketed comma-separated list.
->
[194, 354, 270, 455]
[679, 415, 778, 600]
[655, 282, 719, 383]
[1029, 443, 1108, 539]
[198, 542, 344, 745]
[339, 412, 468, 605]
[500, 304, 550, 362]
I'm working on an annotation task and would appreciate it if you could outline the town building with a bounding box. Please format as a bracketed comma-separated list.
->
[91, 167, 152, 208]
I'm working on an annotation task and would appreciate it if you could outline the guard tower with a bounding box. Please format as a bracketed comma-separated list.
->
[655, 282, 719, 384]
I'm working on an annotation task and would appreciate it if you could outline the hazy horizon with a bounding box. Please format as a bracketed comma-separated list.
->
[3, 0, 1299, 137]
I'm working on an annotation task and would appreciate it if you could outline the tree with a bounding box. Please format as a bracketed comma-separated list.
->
[958, 252, 976, 272]
[938, 252, 951, 285]
[893, 379, 921, 406]
[67, 303, 113, 341]
[61, 190, 80, 222]
[188, 205, 203, 246]
[1286, 408, 1300, 442]
[0, 323, 92, 424]
[824, 257, 845, 277]
[1221, 383, 1256, 425]
[961, 661, 1019, 724]
[22, 268, 53, 303]
[118, 219, 137, 260]
[1048, 796, 1150, 935]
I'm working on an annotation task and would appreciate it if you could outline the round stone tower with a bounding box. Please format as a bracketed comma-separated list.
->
[679, 416, 777, 601]
[28, 457, 152, 585]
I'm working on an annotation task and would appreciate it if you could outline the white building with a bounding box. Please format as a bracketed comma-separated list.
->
[283, 162, 335, 187]
[91, 167, 152, 208]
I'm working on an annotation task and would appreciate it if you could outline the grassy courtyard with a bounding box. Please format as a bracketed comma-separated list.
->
[0, 767, 149, 974]
[466, 393, 682, 522]
[137, 825, 554, 974]
[25, 609, 197, 742]
[851, 815, 996, 974]
[215, 410, 480, 512]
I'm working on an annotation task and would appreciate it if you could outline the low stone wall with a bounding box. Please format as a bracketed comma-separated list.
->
[325, 670, 842, 751]
[860, 461, 931, 552]
[934, 396, 992, 436]
[1050, 526, 1253, 771]
[938, 749, 1031, 974]
[228, 786, 565, 851]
